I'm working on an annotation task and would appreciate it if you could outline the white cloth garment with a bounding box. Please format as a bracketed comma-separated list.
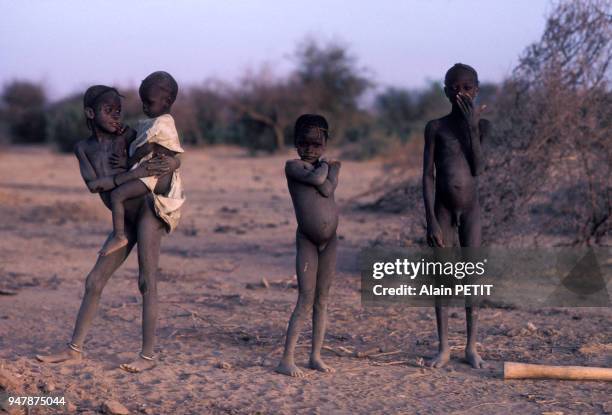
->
[130, 114, 185, 233]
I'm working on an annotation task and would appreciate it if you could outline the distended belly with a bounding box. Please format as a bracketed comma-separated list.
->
[291, 193, 339, 244]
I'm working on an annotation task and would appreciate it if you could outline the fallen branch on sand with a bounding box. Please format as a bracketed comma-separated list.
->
[504, 362, 612, 381]
[172, 304, 240, 329]
[371, 360, 409, 366]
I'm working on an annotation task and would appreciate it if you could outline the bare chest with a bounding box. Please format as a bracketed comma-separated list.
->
[435, 124, 472, 162]
[84, 139, 127, 177]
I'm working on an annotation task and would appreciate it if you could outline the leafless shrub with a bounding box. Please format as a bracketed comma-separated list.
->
[357, 0, 611, 247]
[1, 80, 47, 143]
[483, 0, 611, 245]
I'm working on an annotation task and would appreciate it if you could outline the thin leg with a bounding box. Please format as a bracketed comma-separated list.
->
[72, 230, 136, 347]
[276, 230, 318, 377]
[120, 198, 165, 373]
[100, 179, 149, 256]
[137, 202, 164, 356]
[458, 202, 481, 247]
[459, 203, 485, 368]
[429, 202, 455, 368]
[36, 227, 136, 363]
[309, 234, 337, 373]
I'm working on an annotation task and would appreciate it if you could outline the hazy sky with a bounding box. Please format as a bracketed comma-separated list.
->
[1, 0, 551, 99]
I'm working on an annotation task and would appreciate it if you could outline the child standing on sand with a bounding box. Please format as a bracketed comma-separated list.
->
[276, 114, 342, 377]
[36, 82, 181, 373]
[422, 63, 490, 369]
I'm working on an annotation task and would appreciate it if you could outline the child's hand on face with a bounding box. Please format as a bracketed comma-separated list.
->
[114, 123, 127, 136]
[456, 93, 486, 130]
[115, 124, 137, 140]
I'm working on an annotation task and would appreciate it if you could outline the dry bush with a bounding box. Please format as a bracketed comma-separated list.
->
[1, 80, 47, 144]
[226, 39, 374, 153]
[482, 0, 611, 245]
[46, 94, 88, 153]
[357, 0, 611, 247]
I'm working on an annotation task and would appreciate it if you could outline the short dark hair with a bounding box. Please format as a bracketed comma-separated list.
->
[294, 114, 329, 144]
[444, 63, 479, 86]
[83, 85, 121, 109]
[139, 71, 179, 104]
[83, 85, 122, 130]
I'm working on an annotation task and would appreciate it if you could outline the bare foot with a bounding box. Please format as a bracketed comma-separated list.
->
[428, 349, 450, 368]
[99, 235, 128, 256]
[275, 360, 304, 378]
[309, 357, 335, 373]
[119, 356, 156, 373]
[36, 348, 81, 363]
[465, 348, 486, 369]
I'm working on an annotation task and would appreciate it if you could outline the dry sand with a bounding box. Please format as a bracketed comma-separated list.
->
[0, 146, 610, 414]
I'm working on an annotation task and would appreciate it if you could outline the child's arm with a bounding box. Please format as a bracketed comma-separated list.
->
[108, 126, 137, 170]
[315, 160, 341, 197]
[128, 143, 156, 168]
[149, 152, 181, 172]
[115, 124, 138, 146]
[285, 159, 329, 186]
[476, 118, 490, 171]
[130, 143, 180, 169]
[148, 143, 180, 171]
[77, 149, 175, 194]
[422, 120, 444, 247]
[74, 142, 102, 193]
[110, 142, 177, 172]
[457, 94, 486, 176]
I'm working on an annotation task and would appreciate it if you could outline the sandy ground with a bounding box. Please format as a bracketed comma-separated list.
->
[0, 146, 610, 415]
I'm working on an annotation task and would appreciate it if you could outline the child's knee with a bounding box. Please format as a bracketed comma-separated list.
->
[85, 275, 105, 296]
[110, 187, 123, 205]
[138, 275, 157, 295]
[110, 185, 130, 205]
[297, 289, 316, 311]
[314, 293, 330, 311]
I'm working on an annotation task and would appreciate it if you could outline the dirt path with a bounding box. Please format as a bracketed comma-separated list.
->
[0, 146, 610, 414]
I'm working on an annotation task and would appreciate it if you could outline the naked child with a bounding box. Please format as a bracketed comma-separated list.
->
[36, 82, 183, 373]
[276, 114, 341, 378]
[422, 63, 490, 369]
